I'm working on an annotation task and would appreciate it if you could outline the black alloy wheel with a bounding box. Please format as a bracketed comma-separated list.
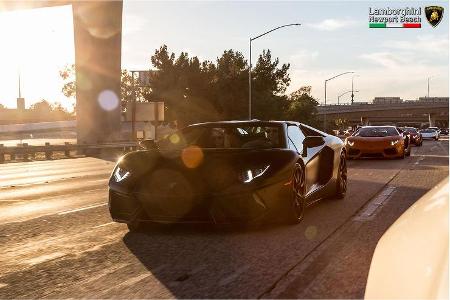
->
[336, 152, 347, 199]
[287, 163, 306, 224]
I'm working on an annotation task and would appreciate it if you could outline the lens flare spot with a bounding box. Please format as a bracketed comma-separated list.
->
[304, 225, 318, 240]
[181, 146, 203, 169]
[98, 90, 119, 111]
[170, 134, 180, 144]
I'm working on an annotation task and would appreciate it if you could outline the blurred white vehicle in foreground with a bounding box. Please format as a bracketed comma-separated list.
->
[365, 179, 448, 299]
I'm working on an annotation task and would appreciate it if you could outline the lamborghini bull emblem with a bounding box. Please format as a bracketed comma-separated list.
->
[425, 6, 444, 27]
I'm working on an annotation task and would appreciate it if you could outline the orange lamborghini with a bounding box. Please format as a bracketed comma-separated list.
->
[345, 126, 411, 159]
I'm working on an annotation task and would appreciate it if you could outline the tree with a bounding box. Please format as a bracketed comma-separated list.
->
[251, 49, 291, 120]
[30, 99, 53, 113]
[59, 64, 76, 99]
[60, 45, 295, 126]
[287, 87, 319, 127]
[147, 45, 218, 125]
[213, 49, 248, 120]
[0, 103, 6, 110]
[147, 45, 292, 125]
[59, 64, 150, 112]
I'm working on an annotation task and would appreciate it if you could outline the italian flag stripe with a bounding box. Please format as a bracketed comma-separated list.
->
[369, 22, 421, 28]
[369, 23, 386, 28]
[403, 23, 421, 28]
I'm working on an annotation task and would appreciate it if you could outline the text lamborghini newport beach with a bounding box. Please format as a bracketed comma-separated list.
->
[108, 121, 347, 231]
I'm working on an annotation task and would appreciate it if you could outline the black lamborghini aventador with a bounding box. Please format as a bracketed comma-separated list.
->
[108, 120, 347, 231]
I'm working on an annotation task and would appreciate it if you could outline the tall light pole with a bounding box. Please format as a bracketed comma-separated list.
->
[249, 23, 301, 120]
[338, 90, 359, 105]
[427, 76, 435, 98]
[324, 71, 354, 132]
[351, 74, 360, 104]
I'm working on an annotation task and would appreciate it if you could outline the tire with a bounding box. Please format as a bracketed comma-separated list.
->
[406, 145, 411, 156]
[335, 152, 347, 199]
[286, 163, 306, 224]
[126, 206, 145, 232]
[127, 220, 143, 232]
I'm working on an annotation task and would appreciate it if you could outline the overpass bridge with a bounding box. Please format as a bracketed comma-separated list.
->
[317, 98, 449, 128]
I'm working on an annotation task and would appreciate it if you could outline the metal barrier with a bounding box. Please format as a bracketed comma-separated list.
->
[0, 142, 138, 163]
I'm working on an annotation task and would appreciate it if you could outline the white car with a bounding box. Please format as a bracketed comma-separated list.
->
[428, 127, 441, 137]
[420, 128, 439, 140]
[365, 179, 448, 299]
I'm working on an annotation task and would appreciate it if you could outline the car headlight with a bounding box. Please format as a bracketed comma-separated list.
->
[239, 165, 270, 183]
[347, 140, 354, 147]
[114, 166, 130, 182]
[391, 140, 400, 146]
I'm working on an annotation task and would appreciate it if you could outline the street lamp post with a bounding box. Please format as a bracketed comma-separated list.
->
[351, 75, 360, 104]
[338, 90, 359, 105]
[323, 71, 354, 132]
[427, 76, 434, 98]
[248, 23, 301, 120]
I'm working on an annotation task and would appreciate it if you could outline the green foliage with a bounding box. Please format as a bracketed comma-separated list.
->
[30, 99, 53, 112]
[60, 45, 320, 126]
[59, 64, 76, 99]
[147, 45, 295, 125]
[286, 87, 320, 127]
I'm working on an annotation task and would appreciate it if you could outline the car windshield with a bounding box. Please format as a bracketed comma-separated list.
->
[158, 124, 284, 149]
[421, 129, 436, 133]
[403, 128, 417, 134]
[354, 127, 399, 137]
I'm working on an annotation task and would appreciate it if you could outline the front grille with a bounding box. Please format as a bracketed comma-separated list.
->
[384, 148, 398, 155]
[360, 153, 384, 158]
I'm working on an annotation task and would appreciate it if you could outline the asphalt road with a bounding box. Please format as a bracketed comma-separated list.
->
[0, 138, 448, 299]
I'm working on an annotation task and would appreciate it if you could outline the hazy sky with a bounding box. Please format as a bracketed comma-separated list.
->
[0, 1, 448, 110]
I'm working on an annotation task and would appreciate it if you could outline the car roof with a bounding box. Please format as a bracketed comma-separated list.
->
[188, 120, 301, 127]
[359, 125, 397, 129]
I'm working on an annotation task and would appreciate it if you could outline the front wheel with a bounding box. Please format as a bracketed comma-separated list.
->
[335, 152, 347, 199]
[286, 163, 306, 224]
[126, 206, 145, 232]
[127, 220, 143, 232]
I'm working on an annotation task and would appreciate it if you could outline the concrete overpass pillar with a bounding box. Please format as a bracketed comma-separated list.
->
[361, 116, 369, 126]
[428, 113, 436, 127]
[72, 1, 123, 144]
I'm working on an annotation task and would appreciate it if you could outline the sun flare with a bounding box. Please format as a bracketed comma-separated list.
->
[0, 5, 75, 111]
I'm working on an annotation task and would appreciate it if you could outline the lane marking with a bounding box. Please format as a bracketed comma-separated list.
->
[0, 283, 8, 289]
[25, 252, 66, 266]
[219, 265, 250, 286]
[353, 186, 396, 221]
[58, 203, 106, 215]
[101, 273, 152, 295]
[91, 222, 115, 229]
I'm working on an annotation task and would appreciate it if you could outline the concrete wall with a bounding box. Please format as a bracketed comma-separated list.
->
[72, 1, 123, 144]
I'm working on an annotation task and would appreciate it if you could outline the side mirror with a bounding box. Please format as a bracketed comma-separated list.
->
[302, 136, 325, 157]
[139, 139, 157, 150]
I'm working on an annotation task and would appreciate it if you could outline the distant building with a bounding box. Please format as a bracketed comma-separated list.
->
[373, 97, 403, 104]
[418, 97, 449, 103]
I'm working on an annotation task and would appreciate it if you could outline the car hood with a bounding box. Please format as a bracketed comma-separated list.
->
[111, 148, 297, 193]
[347, 136, 401, 142]
[365, 179, 449, 299]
